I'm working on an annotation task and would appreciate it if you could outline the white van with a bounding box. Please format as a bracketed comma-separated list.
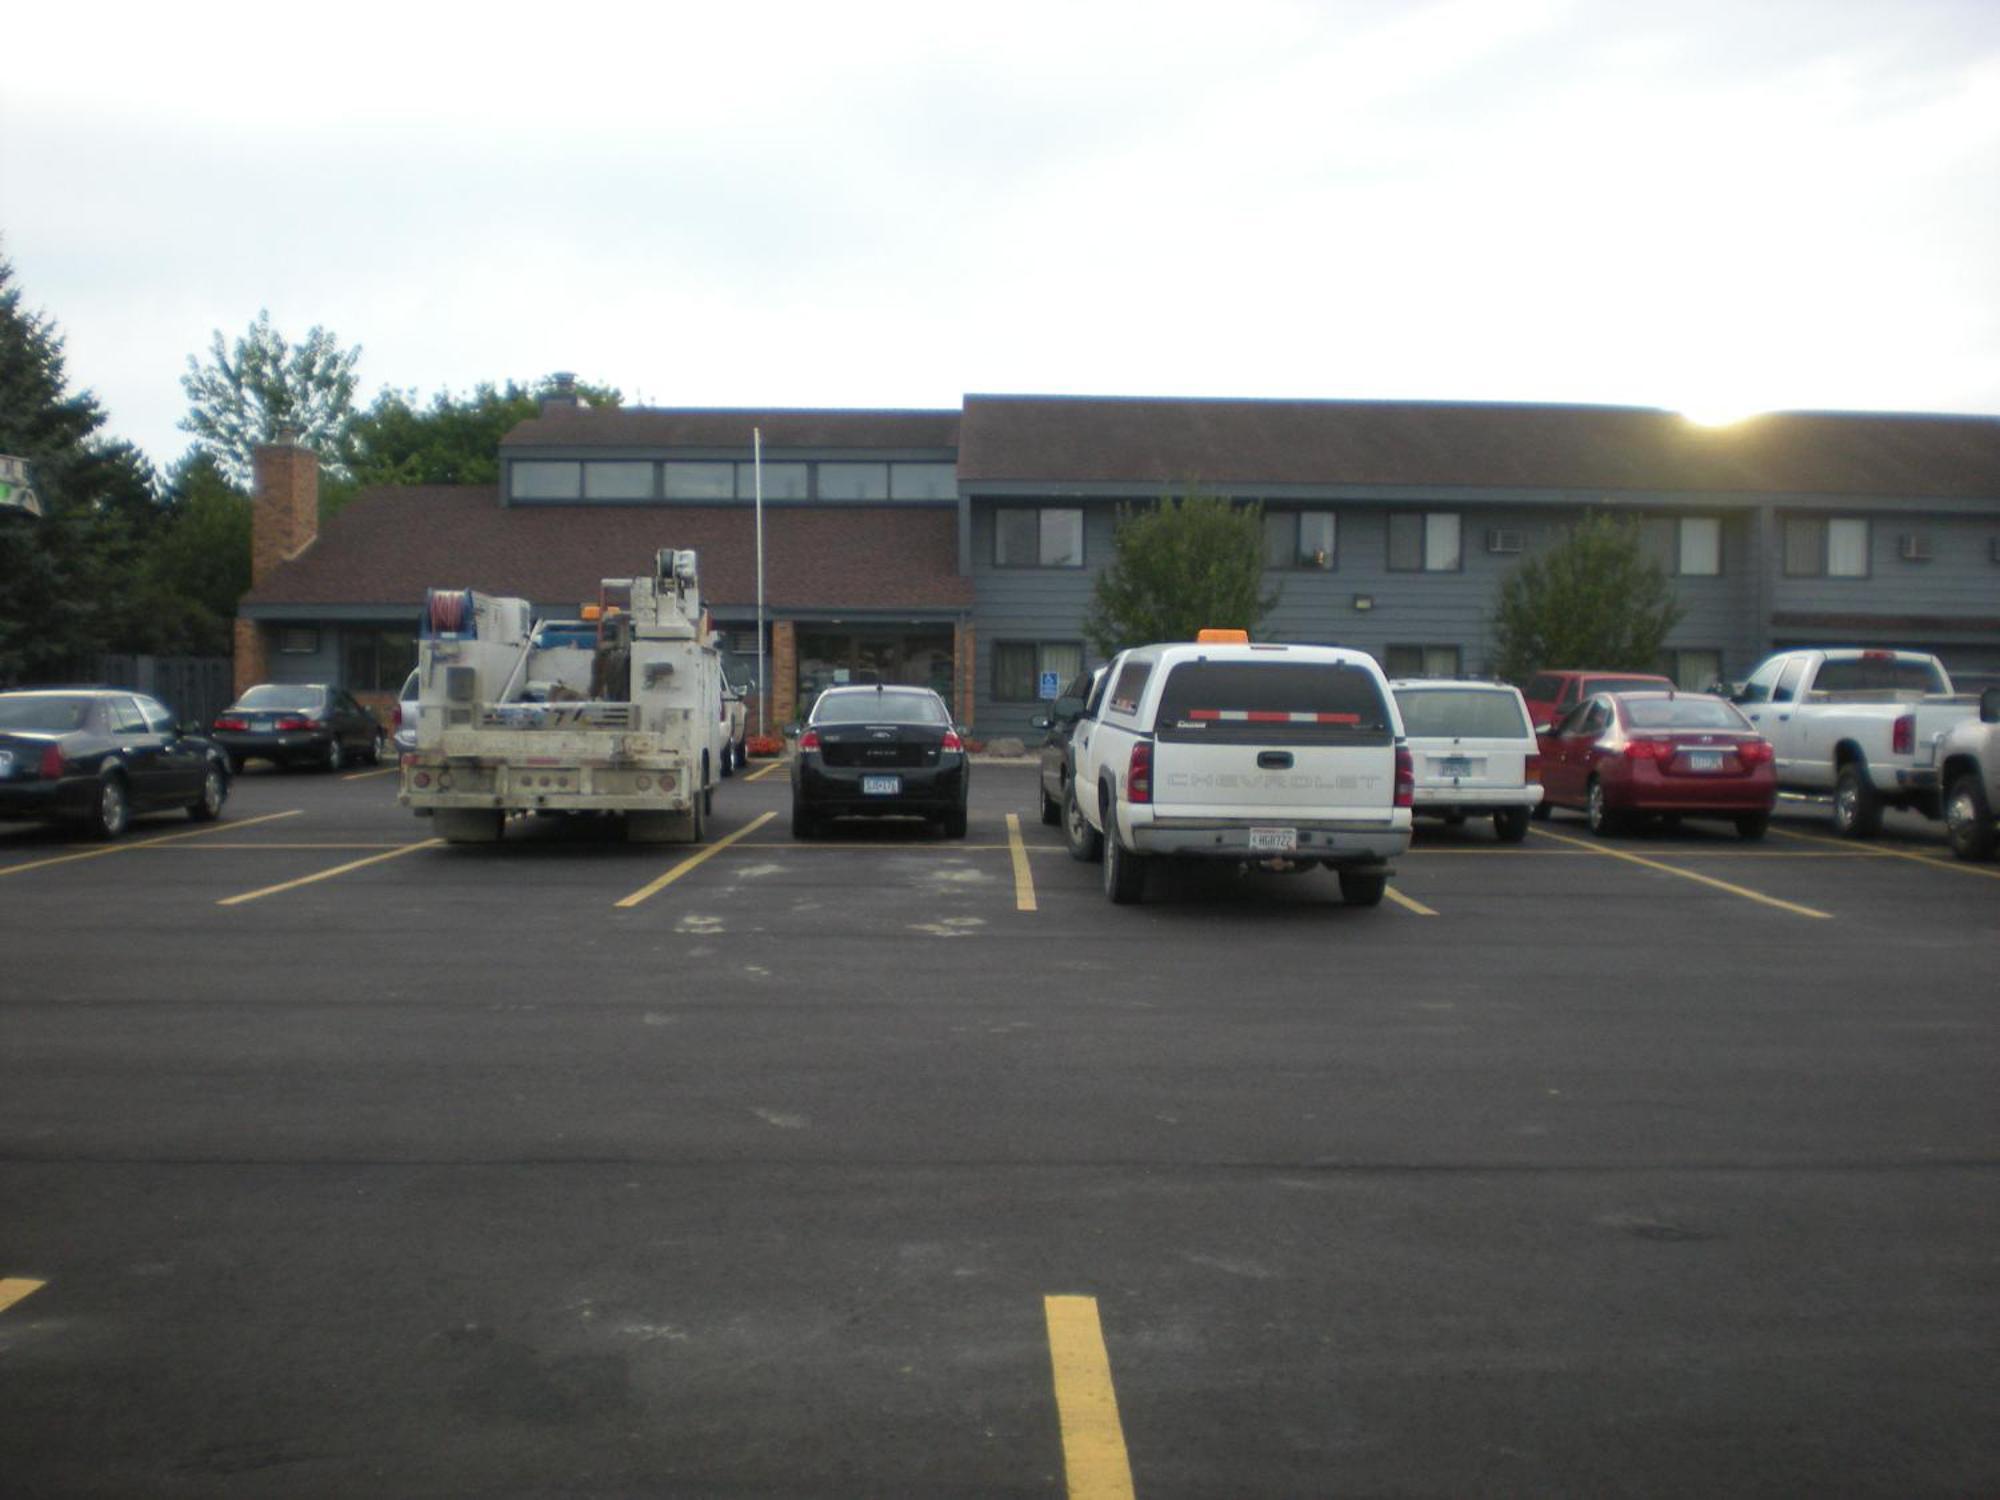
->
[1390, 679, 1542, 842]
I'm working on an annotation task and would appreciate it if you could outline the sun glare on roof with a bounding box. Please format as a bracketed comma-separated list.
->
[1679, 406, 1763, 428]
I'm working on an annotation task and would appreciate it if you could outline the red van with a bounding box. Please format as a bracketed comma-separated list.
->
[1521, 669, 1674, 732]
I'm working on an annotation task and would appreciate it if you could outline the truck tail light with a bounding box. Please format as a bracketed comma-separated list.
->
[1394, 746, 1414, 808]
[1737, 738, 1774, 766]
[1524, 752, 1542, 785]
[39, 744, 65, 779]
[1892, 712, 1914, 757]
[798, 729, 821, 752]
[1128, 742, 1153, 804]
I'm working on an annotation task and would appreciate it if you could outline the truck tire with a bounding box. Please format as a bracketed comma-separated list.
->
[1833, 763, 1883, 839]
[1944, 771, 1997, 861]
[1101, 800, 1146, 904]
[1338, 870, 1387, 907]
[1492, 806, 1530, 843]
[1064, 781, 1102, 863]
[1039, 781, 1061, 826]
[436, 810, 503, 844]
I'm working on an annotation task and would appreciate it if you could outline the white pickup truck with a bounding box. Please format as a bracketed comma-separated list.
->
[1065, 635, 1413, 906]
[1935, 688, 2000, 861]
[1720, 648, 1976, 837]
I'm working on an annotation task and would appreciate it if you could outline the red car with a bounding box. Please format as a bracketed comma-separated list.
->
[1521, 669, 1674, 732]
[1539, 691, 1776, 838]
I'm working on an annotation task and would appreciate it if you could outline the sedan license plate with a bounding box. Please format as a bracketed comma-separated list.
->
[1248, 826, 1298, 853]
[861, 774, 902, 796]
[1436, 755, 1473, 778]
[1684, 750, 1723, 772]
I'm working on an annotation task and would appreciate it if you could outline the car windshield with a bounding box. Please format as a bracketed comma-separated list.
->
[1394, 688, 1529, 739]
[1621, 696, 1749, 730]
[236, 685, 323, 710]
[0, 695, 93, 732]
[812, 689, 949, 725]
[1155, 661, 1393, 745]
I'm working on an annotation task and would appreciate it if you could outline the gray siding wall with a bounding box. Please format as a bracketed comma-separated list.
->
[1769, 510, 2000, 621]
[969, 502, 1121, 736]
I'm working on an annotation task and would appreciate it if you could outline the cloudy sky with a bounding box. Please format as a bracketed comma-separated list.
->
[5, 0, 1997, 473]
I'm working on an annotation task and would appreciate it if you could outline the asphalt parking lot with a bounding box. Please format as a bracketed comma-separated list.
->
[1, 759, 1995, 1497]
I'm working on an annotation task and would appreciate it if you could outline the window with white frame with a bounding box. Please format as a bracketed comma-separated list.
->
[1679, 517, 1721, 575]
[1388, 512, 1462, 572]
[1262, 510, 1336, 570]
[1784, 517, 1870, 577]
[1664, 648, 1723, 691]
[994, 507, 1084, 568]
[1384, 644, 1462, 678]
[992, 641, 1085, 702]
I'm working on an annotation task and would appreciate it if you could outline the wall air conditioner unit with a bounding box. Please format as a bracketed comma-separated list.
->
[1898, 532, 1932, 562]
[1486, 527, 1524, 555]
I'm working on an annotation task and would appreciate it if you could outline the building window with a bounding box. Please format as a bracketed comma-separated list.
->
[663, 461, 734, 500]
[1784, 517, 1870, 577]
[1384, 644, 1462, 678]
[736, 461, 809, 500]
[277, 627, 319, 655]
[343, 629, 417, 693]
[890, 463, 958, 501]
[1388, 512, 1462, 572]
[1663, 648, 1723, 691]
[583, 462, 654, 500]
[817, 463, 890, 501]
[510, 461, 580, 500]
[1680, 517, 1721, 576]
[1263, 511, 1336, 570]
[993, 641, 1085, 702]
[994, 507, 1085, 568]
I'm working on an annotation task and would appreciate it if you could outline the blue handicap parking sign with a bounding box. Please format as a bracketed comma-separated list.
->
[1038, 670, 1062, 700]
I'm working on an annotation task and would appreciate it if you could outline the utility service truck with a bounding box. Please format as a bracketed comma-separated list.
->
[399, 549, 726, 844]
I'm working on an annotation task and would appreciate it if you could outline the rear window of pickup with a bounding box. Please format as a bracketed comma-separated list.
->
[1155, 662, 1393, 745]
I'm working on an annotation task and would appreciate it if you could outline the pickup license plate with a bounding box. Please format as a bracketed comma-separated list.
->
[1248, 826, 1297, 853]
[1684, 750, 1723, 771]
[1436, 755, 1472, 778]
[861, 774, 901, 796]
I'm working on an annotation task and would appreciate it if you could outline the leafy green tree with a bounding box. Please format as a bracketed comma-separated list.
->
[0, 253, 166, 681]
[1083, 490, 1277, 657]
[179, 309, 361, 486]
[1490, 512, 1684, 683]
[143, 451, 251, 656]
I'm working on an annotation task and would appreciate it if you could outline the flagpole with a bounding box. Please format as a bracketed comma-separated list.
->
[754, 427, 766, 737]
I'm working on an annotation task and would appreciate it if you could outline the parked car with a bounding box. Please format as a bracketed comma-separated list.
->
[1522, 669, 1675, 733]
[1935, 686, 2000, 861]
[719, 672, 749, 774]
[393, 669, 420, 756]
[789, 684, 970, 838]
[1390, 678, 1542, 842]
[1068, 633, 1412, 906]
[1031, 666, 1106, 825]
[1717, 648, 1974, 837]
[212, 684, 386, 772]
[1540, 690, 1776, 838]
[0, 689, 230, 838]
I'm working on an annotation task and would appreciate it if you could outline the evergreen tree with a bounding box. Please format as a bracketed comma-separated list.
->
[1490, 512, 1684, 683]
[1083, 490, 1277, 657]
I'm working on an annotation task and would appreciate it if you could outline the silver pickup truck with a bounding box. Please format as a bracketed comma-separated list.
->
[1936, 688, 2000, 861]
[1720, 649, 1975, 836]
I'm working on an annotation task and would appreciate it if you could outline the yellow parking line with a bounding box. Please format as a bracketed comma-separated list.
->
[1044, 1296, 1136, 1500]
[1386, 884, 1438, 916]
[1532, 826, 1831, 918]
[218, 839, 443, 906]
[1006, 812, 1038, 912]
[340, 766, 400, 782]
[1772, 825, 2000, 881]
[136, 842, 410, 851]
[743, 760, 786, 782]
[615, 812, 776, 908]
[0, 810, 303, 878]
[0, 1278, 46, 1315]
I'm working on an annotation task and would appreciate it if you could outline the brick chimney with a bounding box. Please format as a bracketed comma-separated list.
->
[250, 429, 319, 586]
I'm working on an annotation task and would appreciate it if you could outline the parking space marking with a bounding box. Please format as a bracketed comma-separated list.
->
[1772, 825, 2000, 881]
[0, 810, 303, 879]
[1044, 1295, 1137, 1500]
[135, 842, 411, 851]
[340, 766, 399, 782]
[1006, 813, 1038, 912]
[0, 1278, 46, 1315]
[614, 811, 777, 908]
[1386, 884, 1438, 916]
[218, 838, 444, 906]
[1531, 826, 1832, 918]
[743, 760, 786, 782]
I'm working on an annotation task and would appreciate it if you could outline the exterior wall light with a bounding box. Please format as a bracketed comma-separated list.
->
[1352, 595, 1374, 612]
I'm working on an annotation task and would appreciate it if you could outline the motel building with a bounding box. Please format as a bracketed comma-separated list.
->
[236, 391, 2000, 735]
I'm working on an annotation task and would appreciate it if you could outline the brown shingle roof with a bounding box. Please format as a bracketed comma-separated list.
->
[956, 395, 2000, 499]
[241, 488, 972, 613]
[501, 406, 960, 450]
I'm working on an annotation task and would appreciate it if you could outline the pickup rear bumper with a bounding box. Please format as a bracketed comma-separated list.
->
[1129, 815, 1409, 864]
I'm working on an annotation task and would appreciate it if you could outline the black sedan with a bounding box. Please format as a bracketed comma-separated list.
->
[0, 689, 230, 838]
[789, 685, 969, 838]
[211, 683, 386, 772]
[1031, 666, 1105, 825]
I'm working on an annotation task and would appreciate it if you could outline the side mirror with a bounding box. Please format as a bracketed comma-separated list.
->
[1533, 723, 1553, 737]
[1982, 686, 2000, 725]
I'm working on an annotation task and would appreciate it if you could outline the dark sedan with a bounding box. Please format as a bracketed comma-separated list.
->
[789, 685, 969, 838]
[0, 689, 230, 838]
[1031, 666, 1105, 826]
[212, 683, 385, 772]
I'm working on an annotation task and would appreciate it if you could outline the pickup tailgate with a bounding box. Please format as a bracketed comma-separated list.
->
[1149, 660, 1397, 818]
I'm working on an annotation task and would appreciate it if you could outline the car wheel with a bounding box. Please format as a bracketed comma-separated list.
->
[324, 738, 345, 773]
[1735, 811, 1770, 841]
[1944, 771, 1997, 861]
[943, 805, 968, 839]
[1101, 802, 1146, 904]
[369, 730, 387, 765]
[1833, 763, 1883, 839]
[1586, 778, 1622, 836]
[89, 774, 130, 840]
[791, 799, 819, 840]
[1338, 870, 1387, 907]
[1064, 780, 1102, 863]
[1039, 781, 1061, 826]
[1492, 805, 1530, 843]
[188, 763, 227, 822]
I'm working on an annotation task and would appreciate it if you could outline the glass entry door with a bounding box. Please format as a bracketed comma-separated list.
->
[798, 629, 955, 707]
